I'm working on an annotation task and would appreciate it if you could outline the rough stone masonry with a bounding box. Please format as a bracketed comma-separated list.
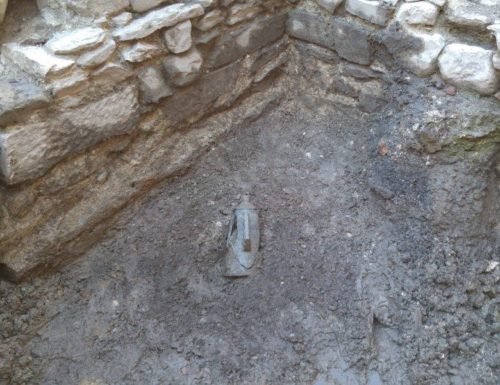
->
[0, 0, 499, 280]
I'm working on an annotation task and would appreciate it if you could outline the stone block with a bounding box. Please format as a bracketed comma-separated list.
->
[206, 13, 287, 69]
[445, 0, 497, 29]
[438, 43, 498, 95]
[120, 42, 163, 63]
[163, 20, 192, 54]
[0, 78, 49, 126]
[138, 66, 173, 103]
[332, 17, 372, 65]
[315, 0, 343, 13]
[130, 0, 169, 13]
[287, 9, 336, 50]
[395, 2, 439, 26]
[0, 85, 139, 184]
[2, 43, 75, 80]
[45, 27, 107, 54]
[226, 2, 262, 25]
[194, 9, 224, 31]
[162, 48, 203, 87]
[113, 3, 204, 41]
[345, 0, 395, 26]
[77, 37, 116, 68]
[399, 31, 446, 76]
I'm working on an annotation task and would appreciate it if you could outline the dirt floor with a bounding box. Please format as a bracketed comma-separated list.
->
[1, 90, 499, 384]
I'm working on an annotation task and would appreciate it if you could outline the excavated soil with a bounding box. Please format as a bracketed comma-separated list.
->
[0, 92, 498, 385]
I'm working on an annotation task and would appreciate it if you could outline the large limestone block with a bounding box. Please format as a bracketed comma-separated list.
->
[206, 13, 287, 69]
[113, 3, 204, 41]
[0, 0, 7, 23]
[162, 48, 203, 86]
[438, 43, 498, 95]
[400, 32, 446, 76]
[287, 9, 336, 50]
[2, 43, 75, 80]
[46, 27, 107, 54]
[0, 85, 139, 184]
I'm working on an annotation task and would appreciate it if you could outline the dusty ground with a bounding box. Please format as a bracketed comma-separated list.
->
[1, 88, 499, 385]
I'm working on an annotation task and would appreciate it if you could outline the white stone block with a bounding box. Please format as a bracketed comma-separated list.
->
[77, 37, 117, 68]
[438, 43, 498, 95]
[46, 27, 107, 54]
[400, 32, 446, 76]
[164, 20, 192, 54]
[345, 0, 394, 26]
[162, 48, 203, 86]
[396, 2, 439, 26]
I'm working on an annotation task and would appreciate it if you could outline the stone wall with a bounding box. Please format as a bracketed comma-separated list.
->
[0, 0, 499, 281]
[0, 0, 290, 281]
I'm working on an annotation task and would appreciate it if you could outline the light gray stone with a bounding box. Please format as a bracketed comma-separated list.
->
[111, 12, 133, 27]
[130, 0, 168, 12]
[438, 43, 498, 95]
[2, 43, 75, 80]
[206, 13, 287, 69]
[395, 2, 439, 26]
[163, 48, 203, 86]
[77, 38, 117, 68]
[315, 0, 343, 13]
[445, 0, 497, 29]
[0, 78, 49, 126]
[138, 66, 173, 103]
[120, 42, 163, 62]
[91, 63, 133, 87]
[345, 0, 395, 26]
[226, 2, 262, 25]
[194, 9, 224, 31]
[0, 85, 139, 185]
[164, 20, 192, 54]
[399, 32, 445, 76]
[113, 3, 204, 41]
[49, 69, 88, 97]
[46, 27, 107, 54]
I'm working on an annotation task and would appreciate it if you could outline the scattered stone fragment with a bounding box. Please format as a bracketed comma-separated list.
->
[130, 0, 169, 13]
[438, 43, 498, 95]
[163, 48, 203, 87]
[46, 27, 107, 55]
[194, 9, 224, 31]
[120, 42, 163, 63]
[315, 0, 343, 13]
[113, 3, 204, 41]
[138, 66, 173, 103]
[2, 43, 75, 79]
[77, 38, 117, 68]
[164, 20, 192, 54]
[395, 2, 439, 26]
[0, 78, 49, 125]
[399, 32, 446, 76]
[226, 3, 262, 25]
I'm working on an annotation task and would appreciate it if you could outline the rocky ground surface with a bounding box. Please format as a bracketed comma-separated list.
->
[0, 87, 499, 384]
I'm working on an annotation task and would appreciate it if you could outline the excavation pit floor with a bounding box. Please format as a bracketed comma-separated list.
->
[1, 95, 498, 385]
